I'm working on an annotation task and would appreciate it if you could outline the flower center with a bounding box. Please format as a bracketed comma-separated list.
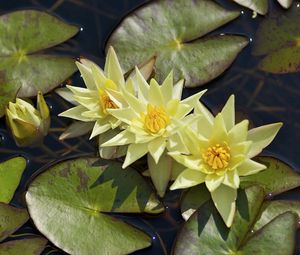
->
[143, 104, 170, 134]
[202, 143, 231, 170]
[99, 93, 118, 115]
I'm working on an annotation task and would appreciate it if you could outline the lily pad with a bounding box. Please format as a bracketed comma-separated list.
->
[0, 157, 27, 203]
[0, 203, 29, 242]
[174, 185, 297, 255]
[107, 0, 248, 88]
[240, 157, 300, 196]
[0, 237, 47, 255]
[233, 0, 293, 15]
[0, 10, 79, 117]
[252, 6, 300, 73]
[26, 157, 164, 255]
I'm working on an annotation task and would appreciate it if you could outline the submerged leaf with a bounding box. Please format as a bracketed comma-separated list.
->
[26, 158, 164, 255]
[0, 10, 79, 117]
[0, 203, 29, 242]
[0, 237, 47, 255]
[0, 157, 26, 203]
[107, 0, 248, 88]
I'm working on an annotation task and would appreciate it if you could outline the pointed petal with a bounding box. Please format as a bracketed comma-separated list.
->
[237, 159, 266, 176]
[55, 87, 78, 105]
[205, 174, 224, 192]
[181, 89, 207, 109]
[169, 152, 201, 171]
[210, 114, 228, 142]
[59, 105, 91, 122]
[194, 101, 214, 124]
[89, 120, 111, 139]
[211, 184, 237, 227]
[101, 130, 135, 147]
[148, 138, 166, 164]
[123, 143, 149, 168]
[148, 152, 172, 197]
[90, 62, 107, 90]
[228, 119, 249, 144]
[247, 122, 283, 158]
[170, 169, 205, 190]
[135, 67, 149, 101]
[104, 46, 125, 86]
[172, 79, 184, 99]
[161, 71, 173, 102]
[76, 61, 96, 90]
[149, 78, 164, 106]
[107, 108, 137, 124]
[121, 87, 146, 113]
[221, 95, 235, 131]
[223, 169, 240, 189]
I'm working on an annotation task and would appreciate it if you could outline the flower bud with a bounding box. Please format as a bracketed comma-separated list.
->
[6, 92, 50, 147]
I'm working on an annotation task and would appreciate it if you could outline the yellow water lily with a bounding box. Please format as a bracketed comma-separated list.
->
[59, 47, 128, 139]
[6, 92, 50, 147]
[169, 95, 282, 227]
[101, 68, 206, 168]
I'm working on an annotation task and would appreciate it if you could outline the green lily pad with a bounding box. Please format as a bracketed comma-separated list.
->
[233, 0, 293, 15]
[0, 237, 47, 255]
[107, 0, 248, 88]
[0, 10, 79, 117]
[0, 157, 26, 203]
[252, 6, 300, 73]
[240, 157, 300, 196]
[253, 200, 300, 231]
[174, 185, 297, 255]
[26, 157, 164, 255]
[0, 203, 29, 242]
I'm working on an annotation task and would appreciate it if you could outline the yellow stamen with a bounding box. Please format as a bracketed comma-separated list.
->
[99, 92, 118, 115]
[202, 143, 230, 171]
[142, 104, 170, 134]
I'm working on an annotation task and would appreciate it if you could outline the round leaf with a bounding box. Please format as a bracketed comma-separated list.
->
[26, 157, 164, 255]
[0, 237, 47, 255]
[0, 10, 79, 117]
[107, 0, 248, 88]
[0, 203, 29, 242]
[240, 157, 300, 196]
[0, 157, 26, 204]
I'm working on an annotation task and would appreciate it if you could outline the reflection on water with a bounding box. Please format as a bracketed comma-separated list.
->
[0, 0, 299, 254]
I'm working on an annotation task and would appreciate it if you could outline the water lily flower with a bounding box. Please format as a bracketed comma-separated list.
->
[6, 92, 50, 147]
[169, 95, 282, 227]
[59, 47, 128, 139]
[101, 68, 206, 196]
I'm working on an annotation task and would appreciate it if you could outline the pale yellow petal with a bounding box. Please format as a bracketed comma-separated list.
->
[172, 79, 184, 99]
[237, 159, 266, 176]
[59, 105, 91, 122]
[211, 184, 237, 227]
[205, 174, 224, 192]
[76, 61, 96, 90]
[223, 169, 240, 189]
[101, 130, 135, 147]
[210, 114, 228, 143]
[181, 89, 207, 109]
[194, 101, 214, 124]
[123, 143, 149, 168]
[161, 71, 173, 102]
[170, 169, 206, 190]
[228, 120, 249, 144]
[247, 122, 283, 158]
[149, 78, 164, 106]
[168, 152, 201, 171]
[89, 120, 111, 139]
[148, 137, 166, 164]
[221, 95, 235, 131]
[107, 108, 137, 125]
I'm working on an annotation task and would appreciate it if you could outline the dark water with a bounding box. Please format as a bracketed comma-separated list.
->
[0, 0, 300, 254]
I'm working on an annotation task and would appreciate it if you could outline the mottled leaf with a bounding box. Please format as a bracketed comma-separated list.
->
[253, 6, 300, 73]
[241, 157, 300, 196]
[0, 157, 26, 203]
[0, 237, 47, 255]
[0, 203, 29, 242]
[26, 157, 164, 255]
[0, 10, 79, 117]
[107, 0, 248, 88]
[174, 185, 297, 255]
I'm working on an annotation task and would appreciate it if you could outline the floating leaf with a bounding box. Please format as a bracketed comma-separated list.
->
[0, 10, 79, 117]
[26, 158, 164, 255]
[252, 6, 300, 73]
[232, 0, 293, 14]
[0, 157, 26, 203]
[233, 0, 268, 15]
[240, 157, 300, 196]
[253, 200, 300, 231]
[0, 203, 29, 242]
[174, 185, 297, 255]
[107, 0, 248, 88]
[0, 237, 47, 255]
